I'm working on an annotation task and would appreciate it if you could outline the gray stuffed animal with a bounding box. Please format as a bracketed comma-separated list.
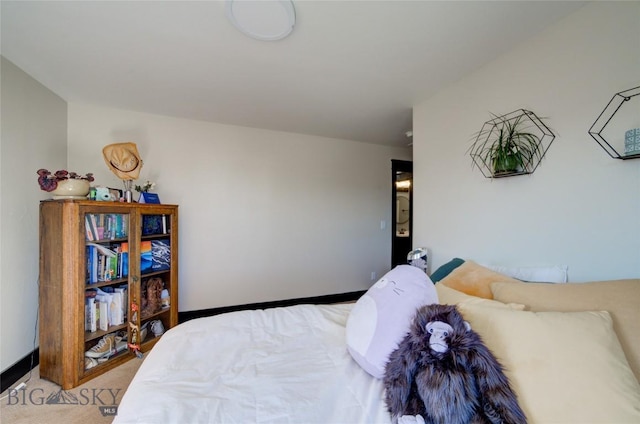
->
[384, 304, 527, 424]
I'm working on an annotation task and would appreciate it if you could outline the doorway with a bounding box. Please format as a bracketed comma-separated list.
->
[391, 160, 412, 268]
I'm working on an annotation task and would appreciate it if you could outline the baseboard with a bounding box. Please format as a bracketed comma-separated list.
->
[1, 348, 39, 393]
[1, 291, 365, 393]
[178, 290, 365, 323]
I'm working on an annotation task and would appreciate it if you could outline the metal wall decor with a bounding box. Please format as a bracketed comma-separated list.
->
[469, 109, 555, 178]
[588, 86, 640, 160]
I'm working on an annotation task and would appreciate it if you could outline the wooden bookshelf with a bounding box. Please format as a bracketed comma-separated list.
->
[39, 199, 178, 389]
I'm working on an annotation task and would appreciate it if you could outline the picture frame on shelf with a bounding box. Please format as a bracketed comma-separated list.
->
[109, 187, 123, 201]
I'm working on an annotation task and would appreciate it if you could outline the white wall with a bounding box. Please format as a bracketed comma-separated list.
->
[4, 0, 636, 375]
[1, 57, 67, 371]
[67, 104, 411, 311]
[413, 2, 640, 282]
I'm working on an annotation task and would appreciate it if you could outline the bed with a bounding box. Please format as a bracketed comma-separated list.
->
[113, 302, 389, 423]
[114, 261, 640, 423]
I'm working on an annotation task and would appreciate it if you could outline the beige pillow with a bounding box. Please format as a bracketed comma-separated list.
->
[439, 260, 520, 299]
[491, 279, 640, 382]
[458, 303, 640, 423]
[435, 283, 523, 310]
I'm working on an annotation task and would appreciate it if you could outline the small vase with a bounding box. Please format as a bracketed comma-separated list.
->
[123, 180, 133, 203]
[50, 179, 90, 199]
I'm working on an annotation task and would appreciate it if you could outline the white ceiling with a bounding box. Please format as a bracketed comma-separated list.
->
[1, 1, 585, 147]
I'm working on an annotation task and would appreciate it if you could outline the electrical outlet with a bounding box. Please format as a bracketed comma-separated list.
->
[371, 271, 377, 281]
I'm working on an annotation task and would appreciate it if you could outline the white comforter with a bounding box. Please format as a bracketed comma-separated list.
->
[114, 303, 390, 423]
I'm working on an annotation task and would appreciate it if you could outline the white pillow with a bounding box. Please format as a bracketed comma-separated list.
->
[481, 263, 568, 283]
[458, 303, 640, 423]
[346, 265, 438, 378]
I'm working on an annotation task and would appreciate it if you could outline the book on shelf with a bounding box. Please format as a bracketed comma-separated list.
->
[86, 245, 99, 283]
[86, 242, 130, 284]
[142, 215, 168, 236]
[140, 239, 171, 274]
[114, 286, 128, 322]
[85, 246, 92, 283]
[105, 252, 118, 281]
[151, 239, 171, 271]
[85, 287, 127, 332]
[85, 217, 93, 241]
[119, 242, 129, 278]
[110, 291, 123, 326]
[138, 192, 160, 204]
[92, 214, 104, 240]
[140, 241, 152, 274]
[98, 300, 108, 331]
[85, 215, 98, 241]
[85, 293, 97, 333]
[85, 213, 129, 241]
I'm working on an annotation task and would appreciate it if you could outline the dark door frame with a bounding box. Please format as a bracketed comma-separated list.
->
[391, 159, 413, 268]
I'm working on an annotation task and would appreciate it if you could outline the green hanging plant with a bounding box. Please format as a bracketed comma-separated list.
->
[469, 110, 548, 177]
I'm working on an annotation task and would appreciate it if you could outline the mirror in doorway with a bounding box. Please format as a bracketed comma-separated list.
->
[395, 173, 411, 236]
[397, 196, 410, 225]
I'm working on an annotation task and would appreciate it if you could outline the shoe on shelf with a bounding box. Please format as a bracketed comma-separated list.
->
[85, 333, 123, 358]
[84, 357, 98, 370]
[115, 338, 128, 354]
[84, 354, 111, 370]
[116, 330, 128, 342]
[150, 320, 165, 337]
[139, 321, 148, 343]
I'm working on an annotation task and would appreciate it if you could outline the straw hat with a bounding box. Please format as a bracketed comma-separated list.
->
[102, 142, 143, 180]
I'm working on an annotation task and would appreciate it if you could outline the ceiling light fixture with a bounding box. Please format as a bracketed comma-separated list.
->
[396, 180, 411, 189]
[225, 0, 296, 41]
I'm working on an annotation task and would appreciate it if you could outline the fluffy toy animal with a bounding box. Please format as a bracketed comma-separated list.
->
[383, 304, 527, 424]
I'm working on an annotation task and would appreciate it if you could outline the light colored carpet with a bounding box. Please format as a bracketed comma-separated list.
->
[1, 355, 145, 424]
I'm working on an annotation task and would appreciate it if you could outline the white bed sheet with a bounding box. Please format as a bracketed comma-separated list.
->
[114, 303, 390, 424]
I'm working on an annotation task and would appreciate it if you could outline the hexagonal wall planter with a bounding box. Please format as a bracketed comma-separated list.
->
[469, 109, 555, 178]
[588, 86, 640, 160]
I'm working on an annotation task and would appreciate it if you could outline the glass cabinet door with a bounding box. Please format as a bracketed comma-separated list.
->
[83, 212, 131, 372]
[134, 213, 172, 351]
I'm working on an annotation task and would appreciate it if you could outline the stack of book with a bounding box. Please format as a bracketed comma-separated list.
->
[86, 242, 128, 284]
[85, 214, 129, 241]
[85, 287, 127, 333]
